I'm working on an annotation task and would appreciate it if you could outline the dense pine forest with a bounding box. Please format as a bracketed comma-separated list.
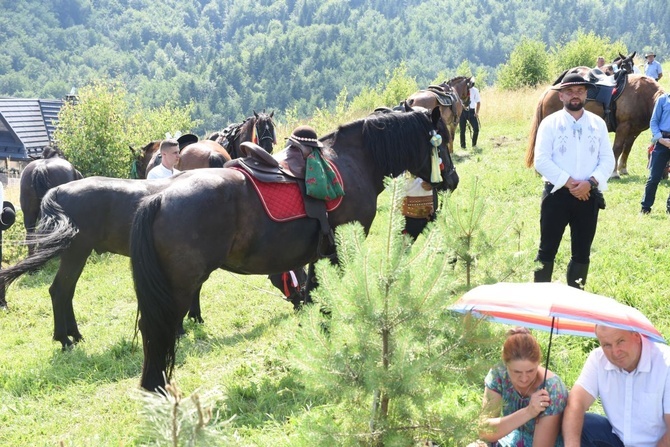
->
[1, 0, 668, 133]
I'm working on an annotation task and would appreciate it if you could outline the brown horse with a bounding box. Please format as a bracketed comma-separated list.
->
[19, 146, 83, 255]
[176, 140, 231, 170]
[209, 110, 277, 158]
[406, 83, 462, 153]
[525, 72, 664, 177]
[130, 139, 231, 178]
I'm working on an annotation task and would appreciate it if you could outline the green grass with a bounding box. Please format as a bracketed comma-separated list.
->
[1, 85, 669, 445]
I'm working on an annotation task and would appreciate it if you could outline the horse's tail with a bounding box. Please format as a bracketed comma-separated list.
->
[525, 89, 549, 168]
[0, 189, 78, 290]
[130, 194, 178, 390]
[31, 163, 53, 202]
[208, 151, 226, 168]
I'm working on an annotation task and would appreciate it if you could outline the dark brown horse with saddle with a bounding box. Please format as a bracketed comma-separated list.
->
[129, 106, 459, 390]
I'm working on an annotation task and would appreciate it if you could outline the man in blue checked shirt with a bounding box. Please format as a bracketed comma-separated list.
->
[641, 91, 670, 214]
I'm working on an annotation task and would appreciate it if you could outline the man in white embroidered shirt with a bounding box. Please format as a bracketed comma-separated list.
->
[562, 325, 670, 447]
[532, 73, 615, 289]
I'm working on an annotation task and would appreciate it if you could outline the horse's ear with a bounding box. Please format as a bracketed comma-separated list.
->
[270, 110, 274, 118]
[619, 52, 626, 60]
[403, 100, 413, 112]
[631, 51, 636, 58]
[431, 106, 441, 125]
[253, 110, 259, 118]
[129, 145, 136, 155]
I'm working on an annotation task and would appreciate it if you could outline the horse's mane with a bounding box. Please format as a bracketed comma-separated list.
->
[332, 110, 433, 177]
[446, 76, 469, 84]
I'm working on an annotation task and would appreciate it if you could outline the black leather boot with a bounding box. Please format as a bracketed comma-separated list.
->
[534, 260, 554, 283]
[567, 261, 589, 289]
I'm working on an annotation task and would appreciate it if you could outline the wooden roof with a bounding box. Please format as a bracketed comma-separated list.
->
[0, 98, 64, 160]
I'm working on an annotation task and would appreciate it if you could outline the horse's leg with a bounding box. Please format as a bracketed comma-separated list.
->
[616, 128, 641, 176]
[447, 122, 456, 154]
[22, 208, 39, 257]
[304, 263, 317, 304]
[186, 284, 204, 324]
[610, 127, 630, 178]
[49, 247, 92, 349]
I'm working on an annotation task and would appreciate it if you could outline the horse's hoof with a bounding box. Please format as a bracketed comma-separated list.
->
[609, 172, 621, 180]
[619, 169, 629, 175]
[188, 314, 204, 324]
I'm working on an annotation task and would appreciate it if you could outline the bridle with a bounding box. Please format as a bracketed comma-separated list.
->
[445, 76, 473, 112]
[254, 115, 277, 146]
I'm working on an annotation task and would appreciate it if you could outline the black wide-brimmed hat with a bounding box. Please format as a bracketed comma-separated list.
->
[0, 201, 16, 231]
[551, 73, 596, 91]
[177, 133, 199, 150]
[288, 125, 323, 148]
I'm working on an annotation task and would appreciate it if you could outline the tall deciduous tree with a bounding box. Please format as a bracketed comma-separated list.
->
[54, 80, 194, 178]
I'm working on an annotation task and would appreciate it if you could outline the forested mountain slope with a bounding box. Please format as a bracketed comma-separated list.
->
[1, 0, 667, 132]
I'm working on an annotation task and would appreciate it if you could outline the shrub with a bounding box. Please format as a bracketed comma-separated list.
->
[54, 80, 195, 178]
[497, 38, 550, 90]
[551, 31, 627, 76]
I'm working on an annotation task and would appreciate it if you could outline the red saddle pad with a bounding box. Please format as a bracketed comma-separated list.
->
[231, 166, 343, 222]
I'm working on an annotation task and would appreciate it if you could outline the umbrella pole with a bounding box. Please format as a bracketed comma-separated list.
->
[543, 317, 555, 389]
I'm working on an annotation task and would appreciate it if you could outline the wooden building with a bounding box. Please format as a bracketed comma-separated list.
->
[0, 98, 64, 161]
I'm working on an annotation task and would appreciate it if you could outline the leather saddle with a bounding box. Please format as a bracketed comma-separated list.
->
[426, 85, 457, 107]
[225, 142, 336, 256]
[226, 142, 308, 183]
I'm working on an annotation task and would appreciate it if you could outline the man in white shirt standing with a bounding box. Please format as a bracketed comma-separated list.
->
[147, 139, 181, 179]
[562, 325, 670, 447]
[532, 73, 615, 288]
[459, 78, 481, 150]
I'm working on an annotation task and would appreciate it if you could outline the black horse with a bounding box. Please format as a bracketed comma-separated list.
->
[130, 106, 459, 391]
[19, 146, 82, 256]
[209, 110, 277, 158]
[0, 175, 189, 346]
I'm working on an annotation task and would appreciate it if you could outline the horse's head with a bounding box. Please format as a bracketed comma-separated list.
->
[615, 51, 636, 74]
[365, 105, 458, 192]
[427, 106, 459, 192]
[447, 76, 473, 103]
[253, 110, 277, 154]
[41, 145, 64, 159]
[130, 140, 160, 179]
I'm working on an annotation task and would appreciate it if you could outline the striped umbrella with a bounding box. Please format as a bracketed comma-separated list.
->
[449, 282, 665, 385]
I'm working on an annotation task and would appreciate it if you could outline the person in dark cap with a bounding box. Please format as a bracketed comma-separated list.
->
[644, 52, 663, 81]
[532, 73, 615, 289]
[147, 139, 181, 179]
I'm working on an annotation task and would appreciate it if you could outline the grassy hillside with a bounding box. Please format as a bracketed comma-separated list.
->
[1, 84, 669, 445]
